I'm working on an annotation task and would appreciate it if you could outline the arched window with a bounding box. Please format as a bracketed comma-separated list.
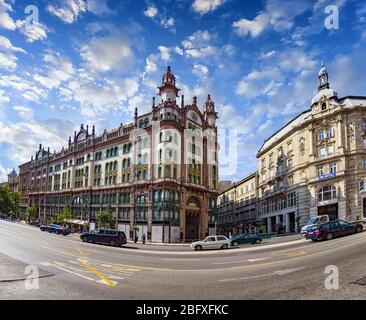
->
[143, 170, 148, 180]
[158, 166, 162, 179]
[318, 185, 337, 202]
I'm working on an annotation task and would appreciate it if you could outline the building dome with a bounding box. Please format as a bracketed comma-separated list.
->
[311, 88, 338, 105]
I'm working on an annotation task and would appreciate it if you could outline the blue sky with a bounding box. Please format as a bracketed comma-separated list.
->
[1, 0, 366, 182]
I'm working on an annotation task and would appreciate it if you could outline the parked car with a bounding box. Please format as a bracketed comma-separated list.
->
[40, 224, 70, 235]
[29, 219, 41, 227]
[301, 215, 330, 236]
[302, 220, 363, 241]
[191, 235, 230, 251]
[230, 233, 262, 246]
[80, 229, 127, 246]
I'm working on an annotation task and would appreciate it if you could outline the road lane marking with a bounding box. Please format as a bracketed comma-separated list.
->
[220, 267, 307, 282]
[44, 264, 96, 282]
[213, 258, 269, 265]
[248, 258, 269, 262]
[78, 258, 117, 288]
[220, 273, 274, 282]
[165, 258, 202, 261]
[273, 267, 307, 276]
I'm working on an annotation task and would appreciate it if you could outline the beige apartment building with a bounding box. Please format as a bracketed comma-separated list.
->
[257, 65, 366, 234]
[217, 173, 258, 235]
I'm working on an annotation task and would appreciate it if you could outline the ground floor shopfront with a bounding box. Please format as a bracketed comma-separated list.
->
[28, 183, 217, 243]
[259, 176, 366, 234]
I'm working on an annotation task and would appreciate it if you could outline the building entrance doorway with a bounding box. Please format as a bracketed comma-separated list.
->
[185, 212, 200, 242]
[318, 203, 338, 221]
[185, 196, 201, 242]
[363, 198, 366, 219]
[288, 212, 296, 233]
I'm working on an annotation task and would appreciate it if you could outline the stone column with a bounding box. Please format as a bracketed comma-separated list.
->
[267, 217, 272, 233]
[285, 213, 290, 233]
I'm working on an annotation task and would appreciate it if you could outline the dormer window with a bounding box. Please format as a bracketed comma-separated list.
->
[321, 103, 327, 110]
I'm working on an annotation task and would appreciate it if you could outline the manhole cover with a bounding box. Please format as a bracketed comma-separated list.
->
[353, 277, 366, 285]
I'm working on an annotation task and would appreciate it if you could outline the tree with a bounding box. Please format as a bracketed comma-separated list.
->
[25, 204, 38, 221]
[0, 184, 20, 217]
[53, 206, 73, 226]
[96, 209, 115, 229]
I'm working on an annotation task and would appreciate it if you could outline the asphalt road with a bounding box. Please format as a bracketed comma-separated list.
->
[0, 220, 366, 300]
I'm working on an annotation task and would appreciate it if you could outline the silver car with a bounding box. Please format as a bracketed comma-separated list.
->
[191, 235, 230, 251]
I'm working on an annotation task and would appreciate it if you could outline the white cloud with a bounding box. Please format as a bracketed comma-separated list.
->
[13, 105, 34, 120]
[80, 34, 134, 73]
[144, 5, 175, 31]
[0, 89, 9, 104]
[33, 51, 75, 89]
[87, 0, 111, 15]
[22, 91, 40, 102]
[0, 35, 25, 53]
[47, 0, 87, 24]
[160, 17, 175, 29]
[182, 30, 218, 58]
[127, 93, 150, 115]
[145, 55, 158, 74]
[0, 164, 11, 182]
[47, 0, 111, 23]
[233, 13, 269, 38]
[66, 74, 139, 118]
[192, 0, 225, 15]
[158, 46, 171, 61]
[0, 52, 17, 70]
[16, 20, 49, 43]
[192, 64, 209, 78]
[0, 120, 68, 164]
[233, 0, 311, 38]
[236, 68, 283, 98]
[144, 6, 158, 18]
[0, 0, 16, 30]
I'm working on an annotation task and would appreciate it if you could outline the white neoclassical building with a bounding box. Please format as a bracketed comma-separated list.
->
[257, 65, 366, 233]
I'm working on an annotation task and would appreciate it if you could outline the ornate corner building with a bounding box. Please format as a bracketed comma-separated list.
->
[18, 67, 219, 243]
[257, 65, 366, 233]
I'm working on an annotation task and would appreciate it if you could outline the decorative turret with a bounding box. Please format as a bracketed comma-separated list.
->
[158, 66, 180, 103]
[318, 63, 329, 91]
[204, 94, 218, 127]
[311, 62, 338, 105]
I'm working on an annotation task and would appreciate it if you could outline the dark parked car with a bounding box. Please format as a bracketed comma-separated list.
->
[40, 224, 70, 235]
[80, 229, 127, 246]
[303, 220, 363, 241]
[230, 233, 262, 246]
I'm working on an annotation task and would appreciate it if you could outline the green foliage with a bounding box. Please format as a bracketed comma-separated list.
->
[53, 206, 73, 226]
[25, 204, 38, 220]
[0, 184, 20, 216]
[96, 209, 115, 229]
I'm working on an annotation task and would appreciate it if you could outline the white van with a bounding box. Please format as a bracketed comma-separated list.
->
[301, 215, 330, 236]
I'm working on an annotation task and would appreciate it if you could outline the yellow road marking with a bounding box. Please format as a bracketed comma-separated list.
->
[269, 250, 306, 257]
[78, 258, 117, 287]
[78, 249, 89, 257]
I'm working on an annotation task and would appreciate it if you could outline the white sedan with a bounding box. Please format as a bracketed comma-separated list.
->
[191, 235, 230, 251]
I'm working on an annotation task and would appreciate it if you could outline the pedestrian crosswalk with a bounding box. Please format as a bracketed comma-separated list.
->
[40, 258, 140, 287]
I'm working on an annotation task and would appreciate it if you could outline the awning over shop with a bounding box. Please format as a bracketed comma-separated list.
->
[66, 219, 87, 225]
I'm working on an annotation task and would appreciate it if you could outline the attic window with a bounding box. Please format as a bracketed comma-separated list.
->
[321, 103, 327, 110]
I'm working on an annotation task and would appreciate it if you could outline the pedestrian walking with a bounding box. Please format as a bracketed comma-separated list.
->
[142, 233, 146, 244]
